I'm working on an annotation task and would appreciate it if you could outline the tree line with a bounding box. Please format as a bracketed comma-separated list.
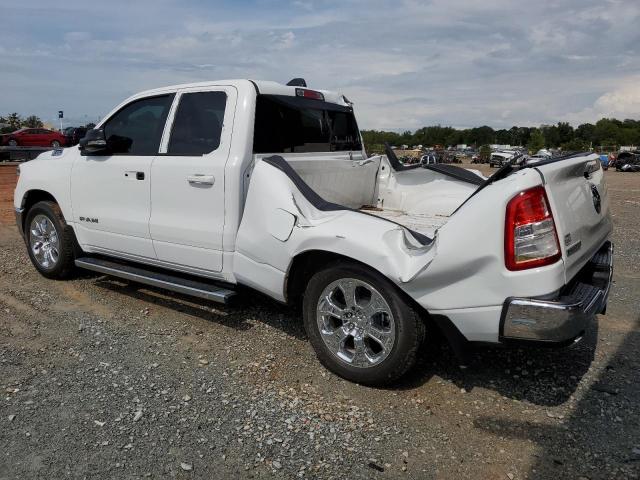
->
[362, 118, 640, 153]
[0, 113, 46, 133]
[0, 113, 96, 134]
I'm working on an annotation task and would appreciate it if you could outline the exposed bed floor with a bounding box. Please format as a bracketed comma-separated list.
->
[361, 208, 449, 238]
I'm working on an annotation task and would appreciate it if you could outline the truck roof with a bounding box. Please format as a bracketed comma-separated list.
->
[129, 79, 350, 106]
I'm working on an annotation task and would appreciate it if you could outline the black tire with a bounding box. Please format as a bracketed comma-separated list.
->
[51, 140, 61, 148]
[24, 201, 76, 279]
[8, 139, 18, 146]
[303, 262, 425, 386]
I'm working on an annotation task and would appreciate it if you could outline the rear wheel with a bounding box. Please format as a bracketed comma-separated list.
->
[303, 262, 424, 386]
[24, 201, 76, 279]
[51, 140, 61, 148]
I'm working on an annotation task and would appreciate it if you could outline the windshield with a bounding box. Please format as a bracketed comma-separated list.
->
[253, 94, 362, 153]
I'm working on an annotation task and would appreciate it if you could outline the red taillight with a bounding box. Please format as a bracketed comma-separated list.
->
[504, 186, 561, 271]
[295, 88, 325, 101]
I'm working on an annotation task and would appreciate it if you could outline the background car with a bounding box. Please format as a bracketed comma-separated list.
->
[599, 154, 609, 170]
[420, 154, 437, 165]
[1, 128, 67, 147]
[63, 127, 88, 146]
[615, 151, 640, 172]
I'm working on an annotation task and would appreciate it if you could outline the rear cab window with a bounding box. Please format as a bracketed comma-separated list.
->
[253, 95, 361, 153]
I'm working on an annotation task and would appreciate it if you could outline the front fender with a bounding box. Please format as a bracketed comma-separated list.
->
[14, 149, 76, 222]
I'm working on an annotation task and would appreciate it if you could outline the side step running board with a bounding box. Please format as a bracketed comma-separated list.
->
[75, 257, 236, 304]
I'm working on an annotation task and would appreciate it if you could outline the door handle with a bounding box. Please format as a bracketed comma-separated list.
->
[124, 171, 145, 180]
[187, 174, 215, 186]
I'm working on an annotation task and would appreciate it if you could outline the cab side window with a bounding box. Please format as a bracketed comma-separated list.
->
[103, 94, 174, 155]
[168, 91, 227, 155]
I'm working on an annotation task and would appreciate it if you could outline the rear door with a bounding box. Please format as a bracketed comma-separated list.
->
[148, 86, 236, 274]
[536, 154, 613, 281]
[40, 129, 54, 146]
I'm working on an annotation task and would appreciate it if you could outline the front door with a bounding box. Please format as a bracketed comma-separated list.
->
[70, 93, 175, 260]
[149, 86, 236, 274]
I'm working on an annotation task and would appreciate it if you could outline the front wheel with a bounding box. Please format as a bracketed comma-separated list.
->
[8, 139, 18, 146]
[303, 263, 425, 386]
[24, 201, 76, 279]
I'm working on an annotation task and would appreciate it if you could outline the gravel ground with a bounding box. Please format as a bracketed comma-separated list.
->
[0, 166, 639, 479]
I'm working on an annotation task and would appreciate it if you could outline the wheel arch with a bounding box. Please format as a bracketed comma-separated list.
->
[20, 189, 60, 227]
[285, 249, 428, 315]
[284, 249, 472, 362]
[20, 190, 83, 259]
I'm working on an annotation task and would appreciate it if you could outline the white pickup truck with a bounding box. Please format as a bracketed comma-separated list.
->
[14, 79, 613, 385]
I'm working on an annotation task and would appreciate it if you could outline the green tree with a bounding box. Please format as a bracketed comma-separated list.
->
[0, 115, 10, 134]
[541, 124, 560, 148]
[593, 119, 620, 146]
[362, 116, 640, 154]
[527, 129, 545, 153]
[495, 129, 511, 144]
[560, 138, 589, 151]
[467, 126, 494, 146]
[556, 122, 574, 145]
[479, 144, 492, 161]
[575, 123, 595, 146]
[22, 115, 43, 128]
[7, 112, 22, 130]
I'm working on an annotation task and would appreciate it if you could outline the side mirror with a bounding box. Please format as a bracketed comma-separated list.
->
[79, 129, 108, 156]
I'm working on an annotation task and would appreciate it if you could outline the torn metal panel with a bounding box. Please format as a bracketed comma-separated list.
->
[234, 157, 438, 300]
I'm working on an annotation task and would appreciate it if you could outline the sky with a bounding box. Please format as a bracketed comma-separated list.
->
[1, 0, 639, 131]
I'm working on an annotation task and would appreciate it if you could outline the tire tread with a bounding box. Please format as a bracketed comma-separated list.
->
[25, 201, 76, 279]
[303, 261, 425, 386]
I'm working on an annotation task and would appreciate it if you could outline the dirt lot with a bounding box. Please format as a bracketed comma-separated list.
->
[0, 165, 17, 224]
[0, 162, 638, 479]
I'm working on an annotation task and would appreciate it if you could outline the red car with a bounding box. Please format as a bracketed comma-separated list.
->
[1, 128, 67, 147]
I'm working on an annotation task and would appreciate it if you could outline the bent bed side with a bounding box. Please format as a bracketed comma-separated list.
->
[261, 155, 433, 245]
[233, 156, 438, 302]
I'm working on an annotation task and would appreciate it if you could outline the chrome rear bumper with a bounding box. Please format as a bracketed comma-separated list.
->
[500, 241, 613, 344]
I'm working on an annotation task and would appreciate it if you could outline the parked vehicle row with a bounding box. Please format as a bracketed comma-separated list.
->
[613, 151, 640, 172]
[0, 126, 87, 148]
[0, 128, 67, 148]
[63, 127, 88, 146]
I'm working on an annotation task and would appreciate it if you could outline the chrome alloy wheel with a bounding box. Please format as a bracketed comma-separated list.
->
[29, 214, 60, 269]
[316, 278, 396, 368]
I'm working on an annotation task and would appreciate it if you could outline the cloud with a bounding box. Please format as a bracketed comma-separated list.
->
[0, 0, 639, 130]
[563, 78, 640, 124]
[594, 82, 640, 116]
[273, 31, 296, 49]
